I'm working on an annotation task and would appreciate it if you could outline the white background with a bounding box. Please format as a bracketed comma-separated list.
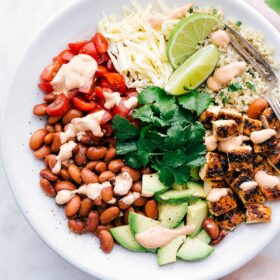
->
[0, 0, 279, 279]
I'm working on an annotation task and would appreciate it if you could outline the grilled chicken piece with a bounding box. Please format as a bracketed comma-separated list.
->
[203, 180, 227, 195]
[224, 171, 240, 185]
[243, 117, 262, 136]
[246, 204, 271, 224]
[254, 135, 277, 153]
[200, 152, 228, 181]
[268, 144, 280, 173]
[217, 108, 244, 133]
[227, 146, 253, 172]
[215, 209, 245, 231]
[253, 153, 265, 165]
[260, 107, 280, 130]
[199, 106, 220, 129]
[254, 160, 275, 175]
[207, 188, 237, 216]
[213, 120, 239, 139]
[259, 185, 280, 201]
[230, 173, 265, 205]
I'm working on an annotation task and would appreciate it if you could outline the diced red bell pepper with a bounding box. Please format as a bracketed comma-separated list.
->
[104, 73, 126, 93]
[53, 49, 75, 64]
[68, 40, 90, 53]
[112, 98, 130, 117]
[79, 42, 98, 60]
[38, 82, 53, 94]
[93, 33, 109, 54]
[90, 107, 113, 125]
[99, 78, 113, 90]
[72, 96, 96, 112]
[46, 93, 70, 117]
[40, 64, 60, 82]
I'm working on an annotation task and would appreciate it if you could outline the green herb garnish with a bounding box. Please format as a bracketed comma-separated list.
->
[112, 87, 212, 186]
[235, 20, 242, 27]
[228, 83, 243, 92]
[246, 81, 256, 92]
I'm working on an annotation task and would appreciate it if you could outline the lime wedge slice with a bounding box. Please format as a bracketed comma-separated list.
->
[165, 44, 219, 95]
[167, 14, 220, 69]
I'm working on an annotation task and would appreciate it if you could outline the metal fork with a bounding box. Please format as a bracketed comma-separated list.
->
[225, 24, 280, 119]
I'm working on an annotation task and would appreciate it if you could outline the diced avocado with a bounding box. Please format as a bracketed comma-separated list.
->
[158, 203, 188, 228]
[190, 167, 200, 181]
[142, 173, 169, 197]
[129, 211, 159, 235]
[186, 181, 206, 198]
[110, 225, 147, 252]
[195, 230, 211, 244]
[187, 200, 208, 237]
[157, 222, 186, 266]
[171, 183, 187, 191]
[177, 238, 214, 261]
[155, 190, 199, 204]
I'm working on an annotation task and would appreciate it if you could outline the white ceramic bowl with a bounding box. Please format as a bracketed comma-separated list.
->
[1, 0, 280, 279]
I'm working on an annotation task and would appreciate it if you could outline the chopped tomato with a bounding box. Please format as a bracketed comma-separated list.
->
[126, 90, 138, 98]
[107, 60, 116, 72]
[68, 89, 79, 100]
[72, 97, 96, 112]
[38, 82, 53, 94]
[112, 98, 130, 117]
[94, 86, 104, 99]
[104, 73, 126, 93]
[93, 33, 108, 54]
[79, 78, 94, 95]
[95, 65, 109, 78]
[68, 40, 90, 53]
[99, 78, 113, 90]
[102, 123, 113, 136]
[46, 93, 70, 117]
[97, 52, 110, 65]
[53, 49, 75, 64]
[79, 42, 98, 60]
[90, 107, 112, 124]
[40, 64, 60, 82]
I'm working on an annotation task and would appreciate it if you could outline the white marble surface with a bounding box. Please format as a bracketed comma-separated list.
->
[0, 0, 279, 279]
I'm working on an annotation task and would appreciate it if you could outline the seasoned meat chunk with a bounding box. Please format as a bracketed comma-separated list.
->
[203, 180, 227, 195]
[254, 161, 275, 175]
[254, 135, 277, 153]
[215, 209, 245, 231]
[227, 146, 253, 172]
[200, 152, 228, 181]
[230, 174, 265, 205]
[213, 120, 239, 139]
[259, 185, 280, 201]
[246, 204, 271, 224]
[243, 117, 262, 136]
[260, 107, 280, 130]
[224, 171, 241, 185]
[217, 108, 244, 132]
[207, 188, 237, 216]
[268, 144, 280, 173]
[199, 106, 220, 129]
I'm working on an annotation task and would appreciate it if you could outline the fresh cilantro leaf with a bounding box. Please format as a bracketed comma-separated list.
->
[158, 166, 175, 186]
[187, 156, 206, 168]
[116, 142, 137, 155]
[185, 122, 206, 144]
[179, 90, 212, 115]
[160, 150, 187, 168]
[133, 105, 154, 123]
[137, 86, 165, 105]
[164, 123, 189, 148]
[235, 20, 242, 26]
[124, 153, 142, 169]
[228, 83, 243, 92]
[153, 93, 177, 120]
[112, 115, 139, 141]
[246, 81, 256, 92]
[172, 164, 191, 184]
[222, 95, 230, 105]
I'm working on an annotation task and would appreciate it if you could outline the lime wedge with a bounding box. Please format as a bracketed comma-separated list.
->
[165, 44, 219, 95]
[167, 14, 220, 69]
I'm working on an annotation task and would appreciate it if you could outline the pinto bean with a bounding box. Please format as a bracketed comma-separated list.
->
[141, 166, 152, 174]
[30, 129, 48, 150]
[40, 178, 56, 197]
[68, 219, 85, 234]
[65, 195, 81, 217]
[33, 103, 48, 116]
[55, 180, 76, 192]
[121, 166, 141, 182]
[81, 168, 99, 184]
[133, 196, 147, 207]
[47, 154, 58, 171]
[43, 93, 56, 103]
[85, 161, 98, 170]
[100, 207, 120, 225]
[74, 144, 87, 166]
[108, 159, 124, 173]
[113, 217, 123, 227]
[95, 162, 107, 173]
[99, 171, 115, 183]
[45, 124, 55, 133]
[55, 123, 63, 132]
[123, 207, 135, 225]
[144, 200, 158, 219]
[68, 164, 81, 184]
[60, 169, 70, 180]
[211, 230, 228, 245]
[132, 181, 142, 193]
[87, 147, 107, 161]
[51, 133, 61, 153]
[101, 187, 114, 203]
[104, 147, 116, 162]
[79, 134, 93, 145]
[202, 218, 220, 240]
[44, 132, 54, 145]
[40, 168, 58, 181]
[85, 210, 99, 232]
[47, 116, 61, 125]
[62, 109, 83, 125]
[34, 145, 51, 159]
[80, 198, 94, 217]
[247, 98, 268, 119]
[98, 230, 114, 253]
[96, 225, 113, 235]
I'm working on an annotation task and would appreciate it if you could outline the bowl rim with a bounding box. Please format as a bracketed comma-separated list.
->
[1, 0, 280, 279]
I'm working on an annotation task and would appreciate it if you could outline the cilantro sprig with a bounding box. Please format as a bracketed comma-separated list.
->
[112, 86, 212, 186]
